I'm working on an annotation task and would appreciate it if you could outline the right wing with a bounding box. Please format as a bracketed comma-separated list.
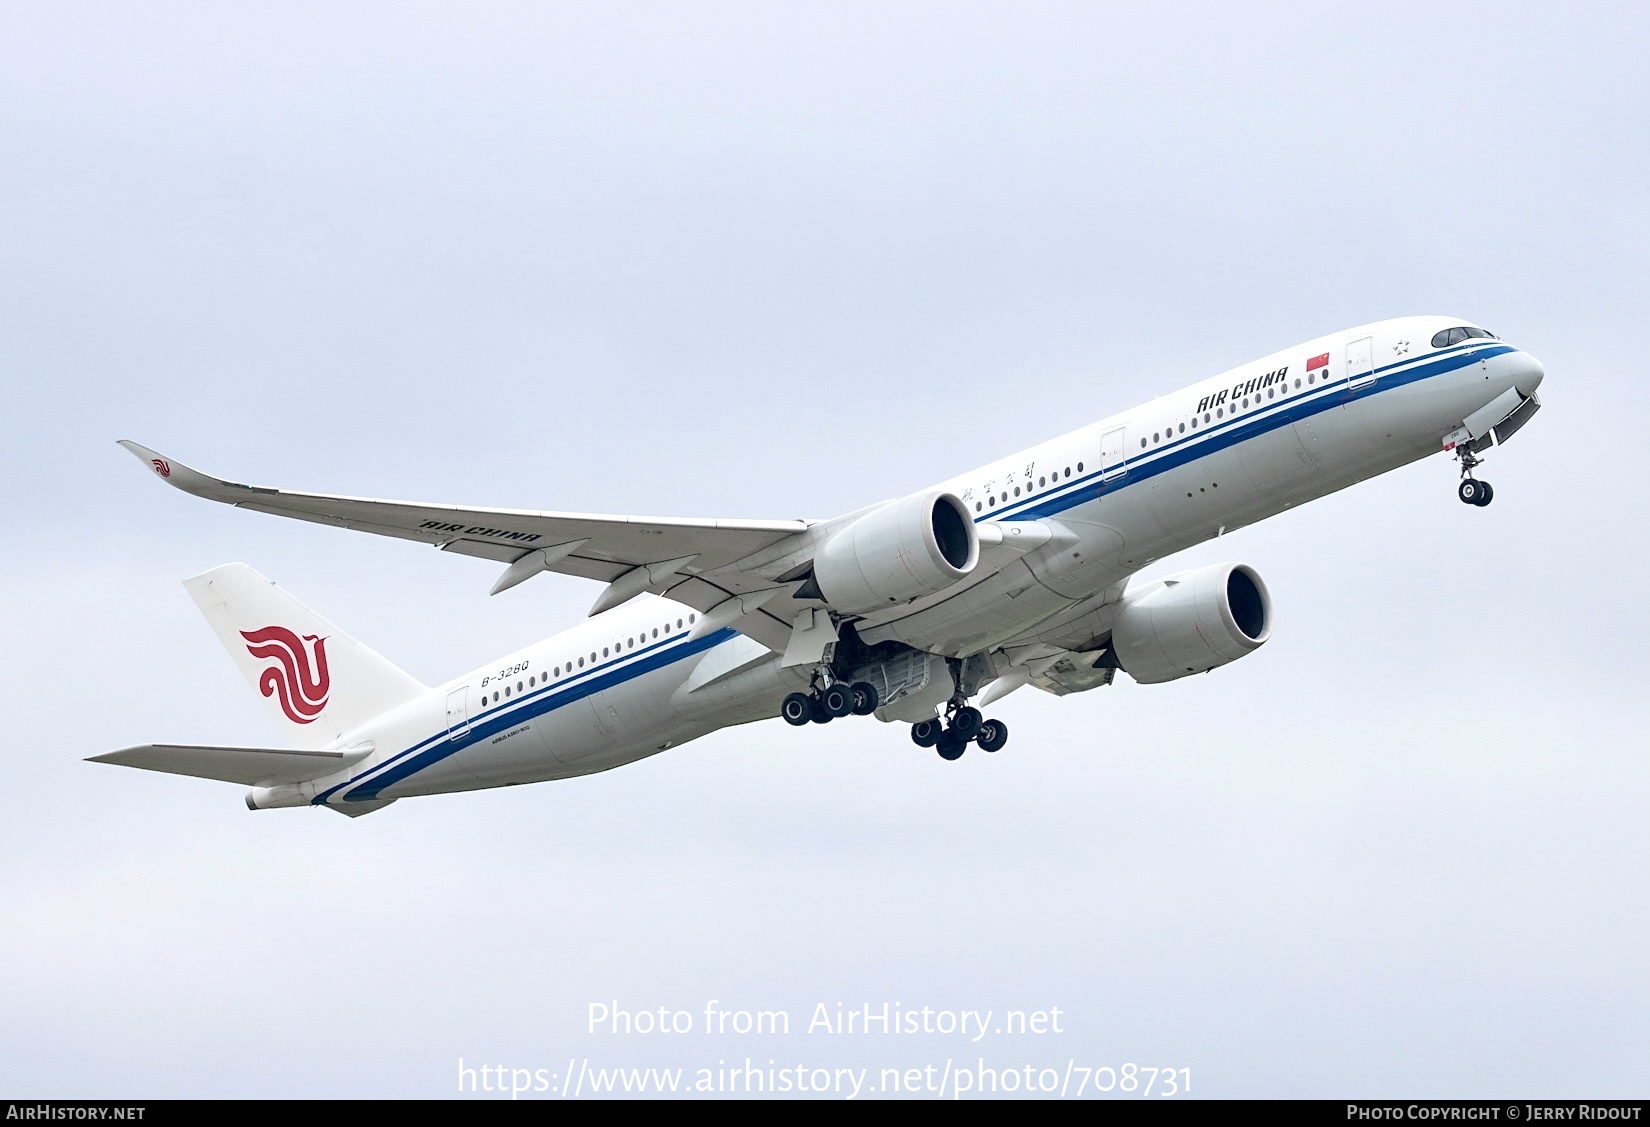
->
[119, 441, 814, 646]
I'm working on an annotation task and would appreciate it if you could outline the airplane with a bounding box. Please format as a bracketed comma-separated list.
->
[92, 315, 1545, 816]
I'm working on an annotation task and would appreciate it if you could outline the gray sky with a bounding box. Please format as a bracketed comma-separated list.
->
[1, 1, 1645, 1098]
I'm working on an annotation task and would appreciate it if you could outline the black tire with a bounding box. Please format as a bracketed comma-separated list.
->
[951, 706, 983, 739]
[780, 692, 813, 727]
[936, 731, 967, 761]
[911, 718, 943, 748]
[850, 681, 879, 716]
[821, 683, 855, 718]
[1474, 480, 1494, 507]
[1458, 479, 1485, 505]
[976, 719, 1008, 753]
[810, 696, 832, 724]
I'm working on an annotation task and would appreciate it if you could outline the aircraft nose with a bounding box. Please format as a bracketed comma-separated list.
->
[1513, 349, 1545, 396]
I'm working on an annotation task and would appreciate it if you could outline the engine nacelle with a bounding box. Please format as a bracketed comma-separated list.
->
[813, 491, 979, 615]
[1110, 562, 1272, 684]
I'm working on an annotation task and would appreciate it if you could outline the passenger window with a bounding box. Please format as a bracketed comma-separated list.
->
[1178, 423, 1185, 433]
[492, 692, 499, 703]
[689, 615, 695, 624]
[1013, 486, 1020, 496]
[1295, 378, 1301, 388]
[1076, 462, 1083, 472]
[1140, 438, 1147, 448]
[975, 502, 982, 512]
[652, 628, 658, 638]
[1038, 476, 1045, 487]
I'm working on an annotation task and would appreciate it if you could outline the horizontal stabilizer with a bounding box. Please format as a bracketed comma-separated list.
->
[89, 743, 371, 787]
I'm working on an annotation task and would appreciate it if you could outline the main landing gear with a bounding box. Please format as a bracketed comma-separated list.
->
[780, 681, 879, 727]
[1455, 445, 1494, 507]
[910, 704, 1009, 761]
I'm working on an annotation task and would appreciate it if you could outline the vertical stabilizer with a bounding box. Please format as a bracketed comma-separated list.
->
[184, 563, 426, 750]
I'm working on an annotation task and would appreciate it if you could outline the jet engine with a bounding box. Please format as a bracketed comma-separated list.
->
[813, 491, 979, 615]
[1109, 562, 1272, 684]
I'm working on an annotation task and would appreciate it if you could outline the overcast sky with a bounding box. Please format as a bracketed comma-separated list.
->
[1, 1, 1645, 1099]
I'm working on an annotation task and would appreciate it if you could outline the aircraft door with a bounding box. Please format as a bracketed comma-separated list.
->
[445, 687, 471, 740]
[1099, 427, 1128, 482]
[587, 689, 624, 746]
[1345, 336, 1375, 397]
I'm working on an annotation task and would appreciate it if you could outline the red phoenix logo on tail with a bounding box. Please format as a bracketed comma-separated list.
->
[151, 458, 171, 478]
[241, 626, 330, 724]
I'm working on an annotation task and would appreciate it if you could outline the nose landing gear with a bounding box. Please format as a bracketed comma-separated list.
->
[1454, 444, 1494, 507]
[1458, 477, 1493, 507]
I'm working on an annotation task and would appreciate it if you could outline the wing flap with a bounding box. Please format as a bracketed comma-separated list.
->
[89, 743, 371, 787]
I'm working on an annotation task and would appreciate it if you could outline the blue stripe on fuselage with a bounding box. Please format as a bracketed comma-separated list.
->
[988, 343, 1513, 523]
[317, 626, 738, 804]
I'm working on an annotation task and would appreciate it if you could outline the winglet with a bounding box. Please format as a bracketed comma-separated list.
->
[116, 440, 240, 500]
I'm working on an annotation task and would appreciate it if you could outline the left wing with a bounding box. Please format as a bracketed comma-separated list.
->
[119, 442, 812, 644]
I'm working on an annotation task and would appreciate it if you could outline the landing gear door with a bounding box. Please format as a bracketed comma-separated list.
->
[1345, 335, 1375, 396]
[1099, 427, 1128, 483]
[445, 687, 471, 740]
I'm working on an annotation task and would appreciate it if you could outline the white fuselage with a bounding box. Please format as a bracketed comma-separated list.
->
[261, 315, 1544, 810]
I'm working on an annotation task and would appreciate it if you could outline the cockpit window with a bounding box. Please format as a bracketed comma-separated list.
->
[1431, 326, 1498, 348]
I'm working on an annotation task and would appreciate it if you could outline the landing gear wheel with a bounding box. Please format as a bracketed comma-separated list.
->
[1459, 479, 1487, 506]
[820, 682, 856, 718]
[911, 718, 943, 747]
[1473, 480, 1494, 507]
[850, 681, 880, 716]
[780, 692, 813, 727]
[810, 696, 833, 724]
[936, 731, 967, 761]
[976, 719, 1008, 752]
[950, 707, 983, 740]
